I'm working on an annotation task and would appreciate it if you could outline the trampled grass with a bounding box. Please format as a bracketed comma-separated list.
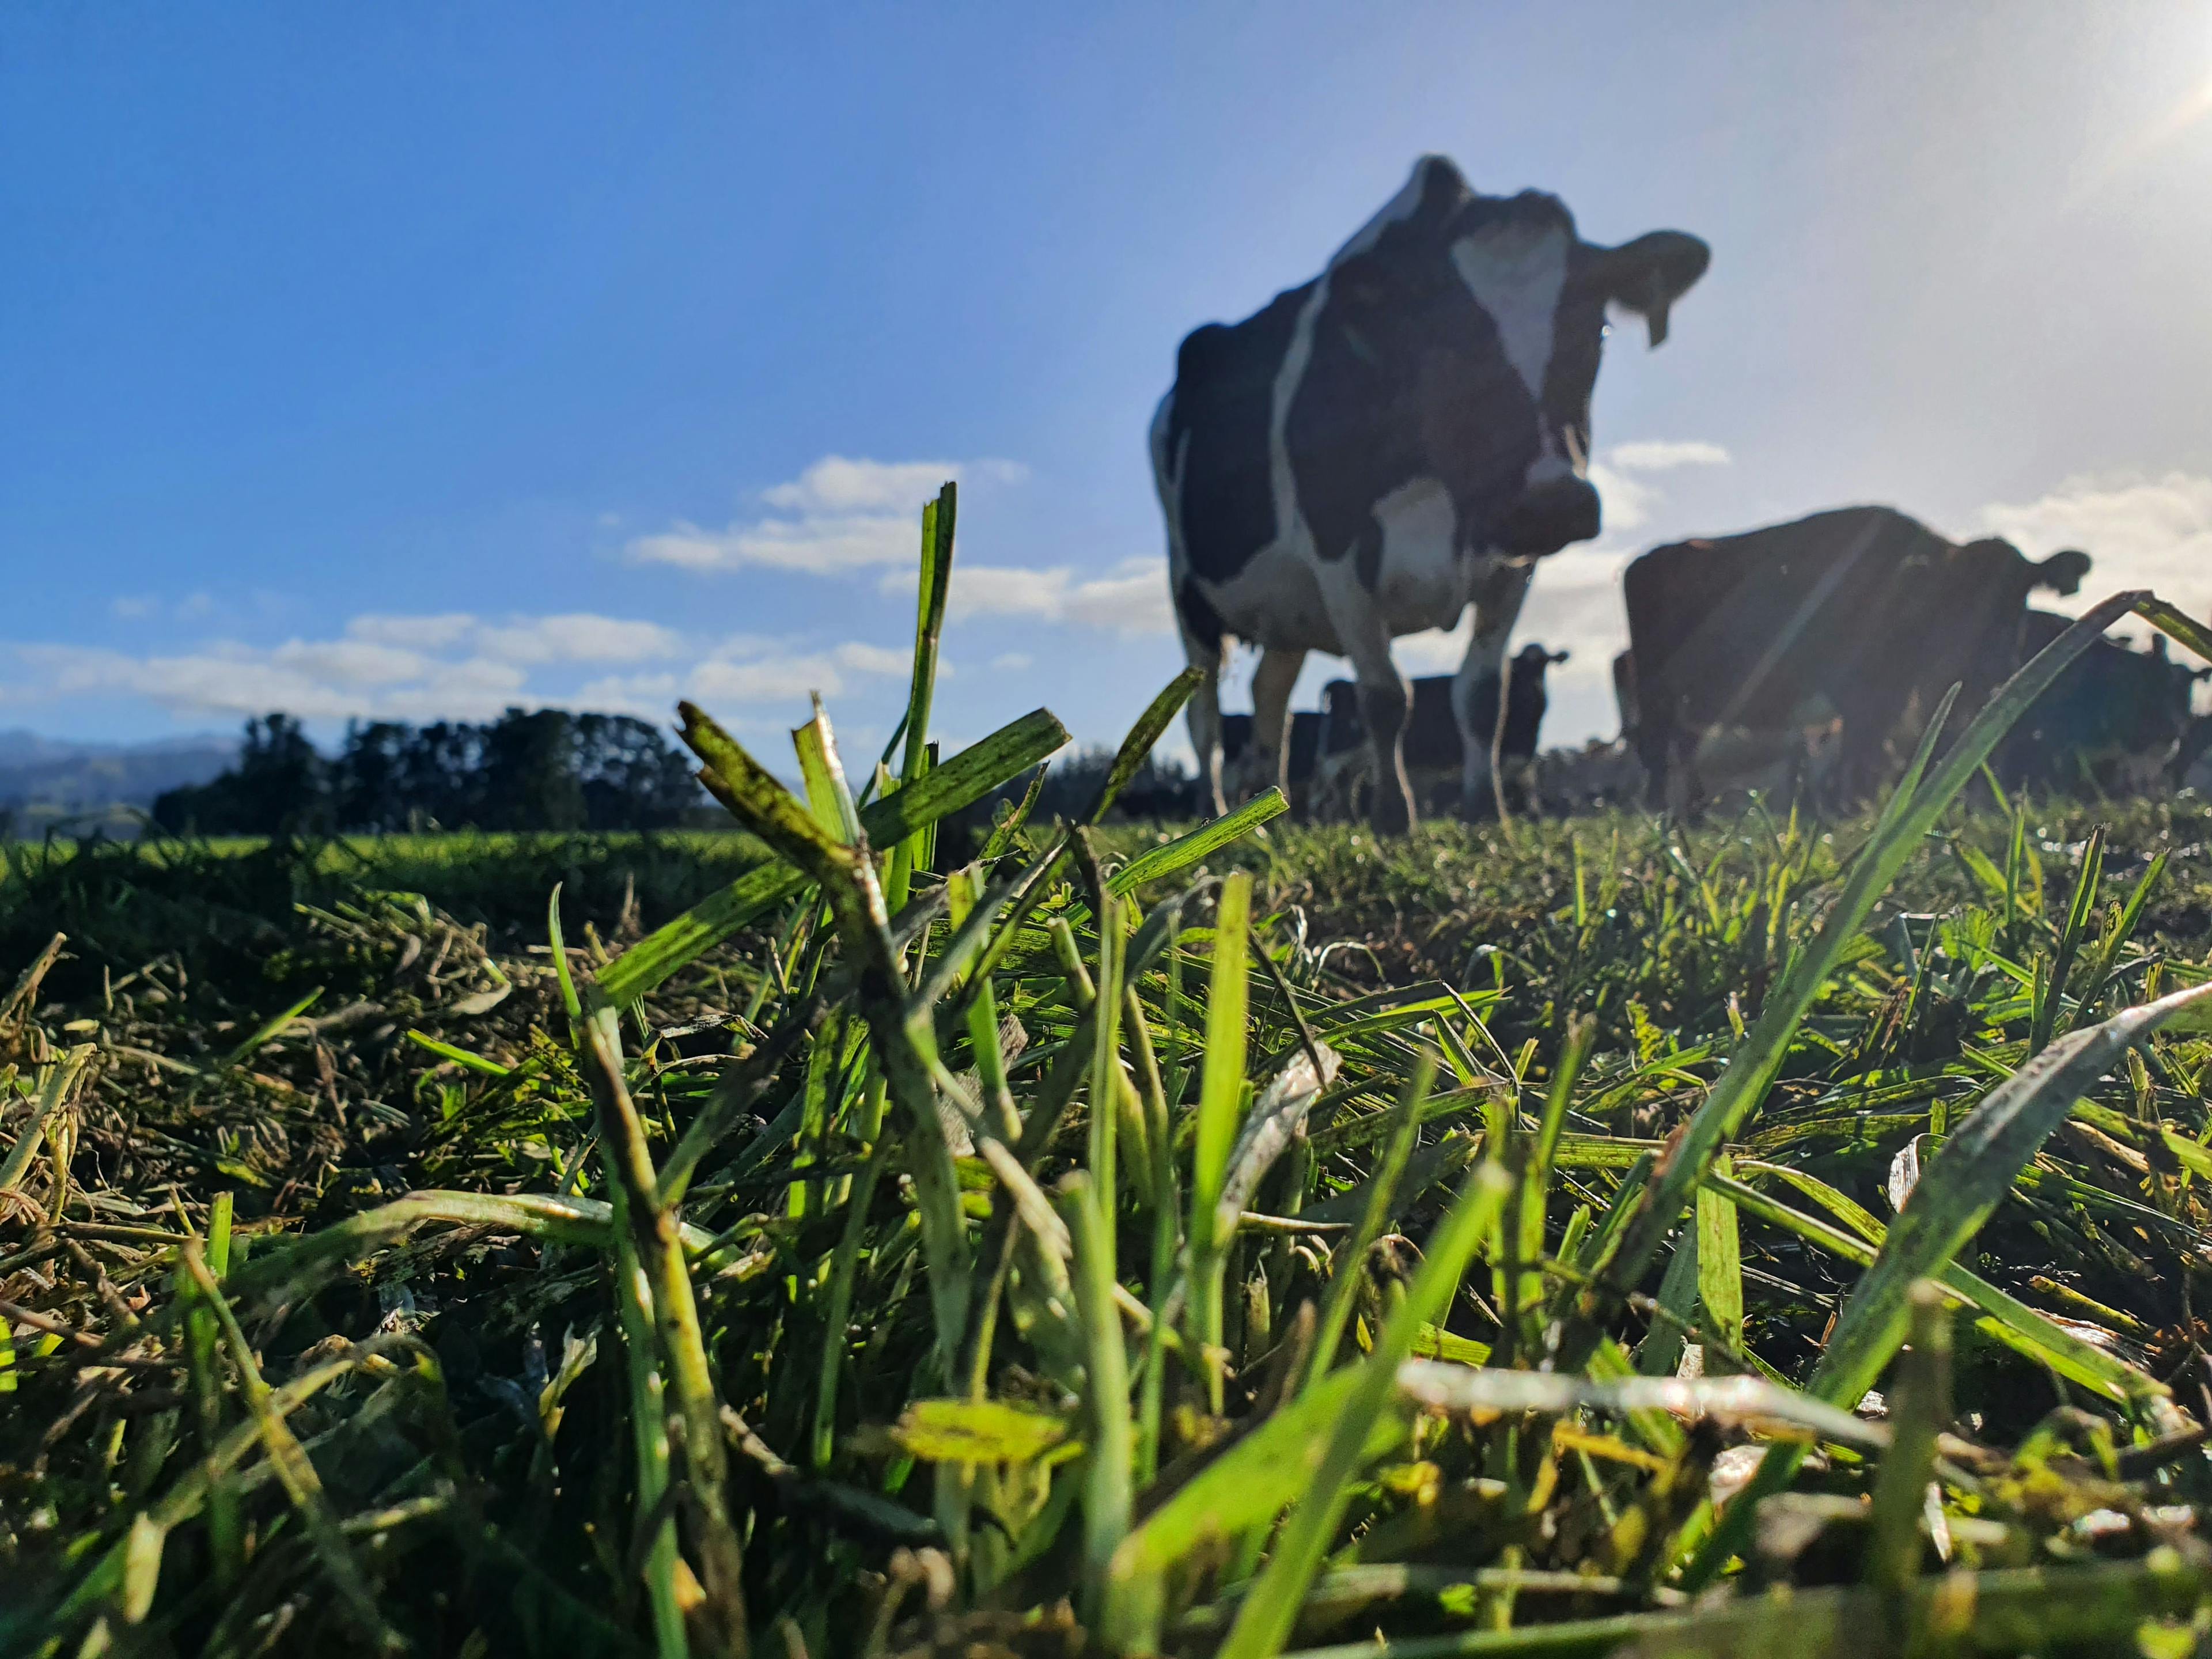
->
[10, 488, 2212, 1656]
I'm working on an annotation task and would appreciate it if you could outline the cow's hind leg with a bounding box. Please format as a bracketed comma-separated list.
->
[1248, 645, 1306, 805]
[1181, 619, 1232, 818]
[1454, 562, 1535, 819]
[1357, 669, 1415, 834]
[1636, 717, 1674, 813]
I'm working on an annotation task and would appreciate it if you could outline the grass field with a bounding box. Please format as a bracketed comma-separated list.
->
[11, 490, 2212, 1657]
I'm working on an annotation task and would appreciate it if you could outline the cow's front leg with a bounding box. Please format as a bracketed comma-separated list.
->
[1245, 645, 1306, 804]
[1452, 560, 1534, 819]
[1314, 578, 1414, 834]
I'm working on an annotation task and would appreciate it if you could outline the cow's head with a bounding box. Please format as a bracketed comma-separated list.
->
[2033, 548, 2093, 597]
[1325, 156, 1709, 562]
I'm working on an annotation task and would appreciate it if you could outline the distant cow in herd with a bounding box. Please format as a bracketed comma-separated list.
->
[1218, 642, 1570, 816]
[1996, 612, 2211, 794]
[1620, 506, 2093, 810]
[1155, 154, 1709, 830]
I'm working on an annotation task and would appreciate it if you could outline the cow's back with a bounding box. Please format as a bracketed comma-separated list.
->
[1164, 285, 1313, 586]
[1626, 507, 1959, 731]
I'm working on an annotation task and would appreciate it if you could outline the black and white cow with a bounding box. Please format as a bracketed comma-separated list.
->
[1152, 154, 1709, 831]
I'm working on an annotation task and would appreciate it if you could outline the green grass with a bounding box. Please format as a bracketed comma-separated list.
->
[10, 494, 2212, 1657]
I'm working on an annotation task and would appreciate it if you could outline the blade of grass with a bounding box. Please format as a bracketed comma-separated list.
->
[1086, 666, 1205, 823]
[1517, 1017, 1596, 1339]
[221, 985, 322, 1069]
[2134, 594, 2212, 664]
[1107, 790, 1288, 899]
[1684, 978, 2212, 1591]
[2061, 847, 2166, 1040]
[2030, 825, 2103, 1054]
[1863, 1283, 1949, 1624]
[581, 1004, 750, 1650]
[0, 1043, 94, 1199]
[1707, 1169, 2149, 1402]
[1298, 1059, 1430, 1395]
[1569, 591, 2147, 1363]
[1215, 1158, 1513, 1659]
[1063, 1172, 1134, 1625]
[1273, 1552, 2211, 1658]
[681, 699, 974, 1381]
[1103, 1361, 1407, 1652]
[600, 706, 1067, 1005]
[887, 483, 957, 915]
[1190, 870, 1254, 1412]
[1694, 1155, 1743, 1365]
[179, 1241, 403, 1653]
[1392, 1363, 1887, 1450]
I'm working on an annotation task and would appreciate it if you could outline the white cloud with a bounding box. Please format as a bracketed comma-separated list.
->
[347, 612, 478, 650]
[10, 641, 530, 724]
[690, 657, 844, 705]
[107, 592, 237, 625]
[992, 652, 1033, 672]
[474, 613, 680, 665]
[571, 672, 681, 720]
[270, 638, 431, 687]
[884, 556, 1176, 636]
[3, 606, 807, 727]
[1607, 440, 1732, 472]
[578, 639, 914, 718]
[342, 611, 677, 664]
[626, 454, 1027, 576]
[833, 640, 915, 677]
[1586, 462, 1655, 532]
[1588, 439, 1730, 534]
[631, 516, 917, 574]
[763, 456, 1023, 515]
[1976, 472, 2212, 620]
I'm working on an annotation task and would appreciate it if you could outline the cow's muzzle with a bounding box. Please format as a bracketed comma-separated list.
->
[1497, 476, 1601, 558]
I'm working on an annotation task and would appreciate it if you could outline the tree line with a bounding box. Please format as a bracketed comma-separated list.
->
[153, 709, 706, 835]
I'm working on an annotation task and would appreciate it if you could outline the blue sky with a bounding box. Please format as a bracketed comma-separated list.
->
[5, 5, 2211, 763]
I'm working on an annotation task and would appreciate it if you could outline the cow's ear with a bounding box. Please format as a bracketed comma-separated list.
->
[1588, 230, 1710, 347]
[1550, 649, 1571, 665]
[1411, 154, 1472, 215]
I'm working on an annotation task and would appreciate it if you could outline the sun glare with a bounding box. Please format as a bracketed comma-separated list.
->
[2061, 63, 2212, 210]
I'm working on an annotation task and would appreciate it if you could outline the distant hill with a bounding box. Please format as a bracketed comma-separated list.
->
[0, 729, 236, 834]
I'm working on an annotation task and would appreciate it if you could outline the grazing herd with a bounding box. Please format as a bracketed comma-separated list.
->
[1619, 506, 2093, 813]
[1214, 642, 1571, 819]
[1153, 156, 2200, 827]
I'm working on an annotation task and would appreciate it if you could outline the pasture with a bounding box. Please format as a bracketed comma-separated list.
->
[11, 507, 2212, 1657]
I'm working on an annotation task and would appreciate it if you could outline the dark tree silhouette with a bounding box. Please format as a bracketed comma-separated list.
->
[155, 709, 704, 834]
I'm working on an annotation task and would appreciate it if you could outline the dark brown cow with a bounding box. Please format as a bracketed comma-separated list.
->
[1996, 612, 2210, 794]
[1624, 506, 2090, 809]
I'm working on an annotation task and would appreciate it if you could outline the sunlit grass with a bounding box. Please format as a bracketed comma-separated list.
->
[9, 498, 2212, 1657]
